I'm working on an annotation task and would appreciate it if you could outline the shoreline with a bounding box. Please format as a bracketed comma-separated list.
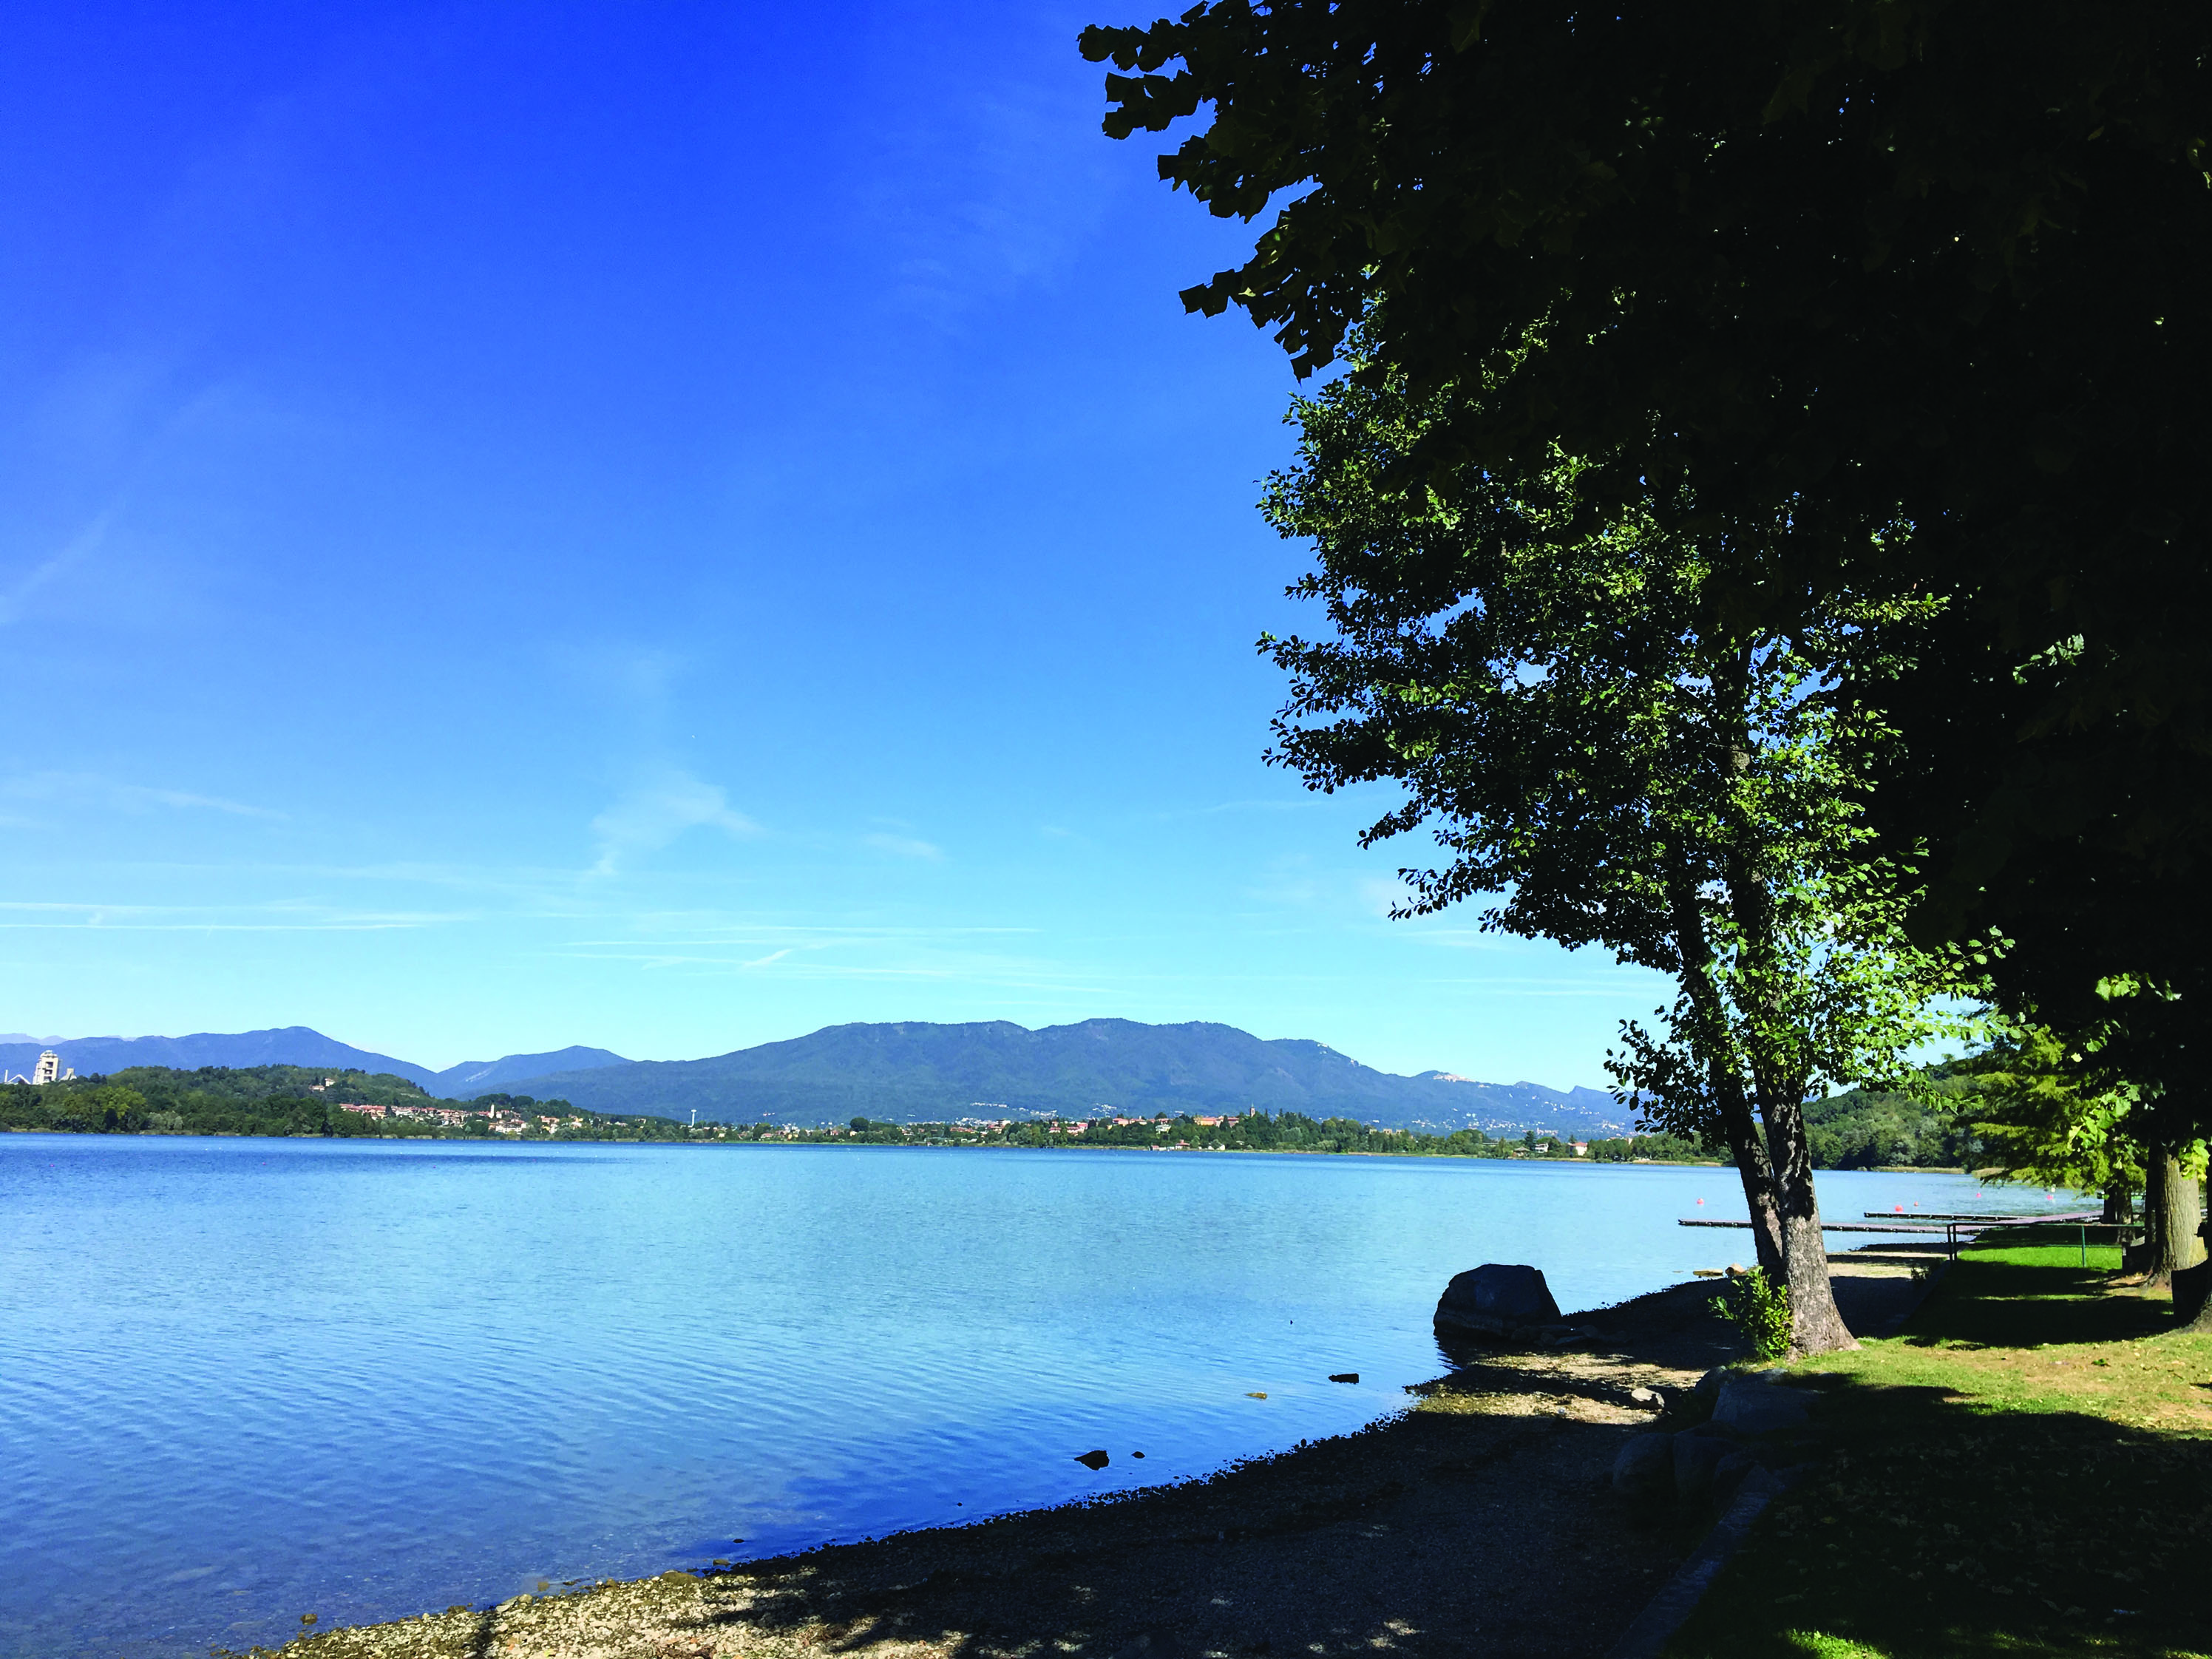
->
[237, 1256, 1932, 1659]
[9, 1129, 2008, 1187]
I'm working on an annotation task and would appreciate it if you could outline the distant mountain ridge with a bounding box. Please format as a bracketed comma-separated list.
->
[485, 1019, 1628, 1136]
[0, 1027, 444, 1089]
[429, 1047, 631, 1091]
[0, 1029, 631, 1096]
[1, 1020, 1624, 1136]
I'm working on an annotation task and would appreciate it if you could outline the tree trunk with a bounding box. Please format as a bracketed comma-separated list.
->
[2100, 1174, 2133, 1226]
[1760, 1088, 1860, 1356]
[2132, 1150, 2185, 1292]
[1663, 858, 1786, 1278]
[1709, 849, 1856, 1354]
[2155, 1151, 2206, 1311]
[1715, 1091, 1787, 1280]
[1704, 657, 1852, 1353]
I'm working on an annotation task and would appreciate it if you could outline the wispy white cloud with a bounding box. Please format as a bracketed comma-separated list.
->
[863, 832, 944, 861]
[588, 770, 761, 875]
[0, 514, 110, 627]
[0, 898, 461, 932]
[0, 771, 282, 822]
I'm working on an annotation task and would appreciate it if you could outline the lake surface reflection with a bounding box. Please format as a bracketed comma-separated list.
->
[0, 1136, 2015, 1657]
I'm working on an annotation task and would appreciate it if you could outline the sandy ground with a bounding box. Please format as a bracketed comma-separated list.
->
[241, 1259, 1930, 1659]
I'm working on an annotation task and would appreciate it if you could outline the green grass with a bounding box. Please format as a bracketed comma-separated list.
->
[1665, 1234, 2212, 1659]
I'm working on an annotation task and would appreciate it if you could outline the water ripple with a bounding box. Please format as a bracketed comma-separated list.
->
[0, 1136, 1991, 1658]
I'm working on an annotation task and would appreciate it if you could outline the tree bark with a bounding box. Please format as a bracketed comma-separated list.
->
[2139, 1144, 2177, 1287]
[1664, 855, 1785, 1279]
[1759, 1088, 1860, 1356]
[2100, 1173, 2133, 1226]
[2168, 1164, 2207, 1270]
[1708, 793, 1857, 1353]
[1714, 1092, 1787, 1281]
[1692, 648, 1853, 1354]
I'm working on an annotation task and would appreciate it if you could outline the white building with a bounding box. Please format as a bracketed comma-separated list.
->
[33, 1051, 64, 1085]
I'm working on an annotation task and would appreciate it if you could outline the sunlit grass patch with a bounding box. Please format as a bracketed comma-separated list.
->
[1780, 1632, 1891, 1658]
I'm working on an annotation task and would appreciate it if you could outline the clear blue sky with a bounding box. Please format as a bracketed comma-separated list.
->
[0, 1, 1665, 1083]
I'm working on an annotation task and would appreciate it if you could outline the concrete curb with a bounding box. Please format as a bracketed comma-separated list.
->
[1601, 1468, 1789, 1659]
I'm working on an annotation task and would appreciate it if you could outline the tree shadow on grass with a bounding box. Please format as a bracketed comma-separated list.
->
[1901, 1258, 2171, 1351]
[1671, 1247, 2208, 1659]
[1666, 1382, 2210, 1659]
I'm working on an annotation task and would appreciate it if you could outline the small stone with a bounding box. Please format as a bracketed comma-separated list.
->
[1132, 1450, 1145, 1457]
[1076, 1448, 1110, 1469]
[1629, 1385, 1665, 1410]
[1328, 1372, 1359, 1384]
[1245, 1391, 1268, 1399]
[301, 1614, 317, 1626]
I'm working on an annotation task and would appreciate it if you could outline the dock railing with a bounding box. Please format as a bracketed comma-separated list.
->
[1678, 1210, 2106, 1261]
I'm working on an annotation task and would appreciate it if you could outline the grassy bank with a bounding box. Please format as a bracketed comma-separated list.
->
[1669, 1235, 2212, 1659]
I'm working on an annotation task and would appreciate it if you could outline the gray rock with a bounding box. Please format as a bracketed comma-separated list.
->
[1534, 1323, 1599, 1349]
[1673, 1432, 1737, 1505]
[1612, 1431, 1676, 1499]
[1629, 1385, 1666, 1411]
[1710, 1449, 1758, 1507]
[1693, 1367, 1729, 1408]
[1434, 1264, 1562, 1336]
[1711, 1377, 1814, 1434]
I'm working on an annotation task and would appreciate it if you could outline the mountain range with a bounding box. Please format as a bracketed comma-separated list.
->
[0, 1020, 1628, 1136]
[0, 1028, 628, 1096]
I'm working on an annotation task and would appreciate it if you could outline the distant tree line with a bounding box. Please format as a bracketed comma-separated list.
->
[0, 1065, 678, 1142]
[7, 1065, 1985, 1170]
[725, 1111, 1722, 1161]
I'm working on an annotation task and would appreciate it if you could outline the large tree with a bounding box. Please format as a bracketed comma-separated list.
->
[1263, 365, 1965, 1354]
[1082, 0, 2212, 1135]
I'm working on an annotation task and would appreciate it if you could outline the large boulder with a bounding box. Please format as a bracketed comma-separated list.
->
[1612, 1432, 1675, 1500]
[1712, 1377, 1814, 1434]
[1434, 1264, 1562, 1337]
[1673, 1431, 1739, 1506]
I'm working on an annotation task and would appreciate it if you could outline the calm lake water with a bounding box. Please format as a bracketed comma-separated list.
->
[1, 1136, 2026, 1658]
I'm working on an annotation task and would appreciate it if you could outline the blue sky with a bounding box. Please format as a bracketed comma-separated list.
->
[0, 1, 1666, 1083]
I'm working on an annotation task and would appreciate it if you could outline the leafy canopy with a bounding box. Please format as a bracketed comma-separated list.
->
[1260, 363, 1972, 1139]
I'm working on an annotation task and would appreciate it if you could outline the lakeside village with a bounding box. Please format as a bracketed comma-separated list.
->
[0, 1058, 1709, 1161]
[336, 1097, 1646, 1158]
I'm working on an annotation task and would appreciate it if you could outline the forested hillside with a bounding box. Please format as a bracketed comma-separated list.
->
[0, 1066, 682, 1141]
[1, 1059, 1981, 1170]
[1805, 1080, 1981, 1170]
[488, 1017, 1630, 1135]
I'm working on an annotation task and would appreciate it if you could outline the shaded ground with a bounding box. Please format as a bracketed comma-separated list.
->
[241, 1258, 1933, 1659]
[1668, 1237, 2212, 1659]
